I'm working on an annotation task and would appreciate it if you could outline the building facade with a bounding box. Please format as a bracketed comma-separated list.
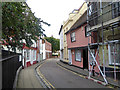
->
[22, 40, 37, 67]
[61, 2, 87, 63]
[59, 25, 64, 61]
[87, 2, 120, 80]
[66, 3, 91, 69]
[43, 39, 52, 60]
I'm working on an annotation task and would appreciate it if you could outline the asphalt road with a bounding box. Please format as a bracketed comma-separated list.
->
[39, 58, 109, 88]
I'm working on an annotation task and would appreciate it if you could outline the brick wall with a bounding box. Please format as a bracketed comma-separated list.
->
[66, 24, 91, 49]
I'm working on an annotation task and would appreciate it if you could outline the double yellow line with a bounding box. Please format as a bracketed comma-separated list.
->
[56, 63, 86, 79]
[56, 63, 115, 89]
[36, 63, 55, 89]
[37, 62, 114, 89]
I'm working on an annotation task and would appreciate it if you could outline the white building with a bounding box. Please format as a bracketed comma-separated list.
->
[59, 25, 64, 61]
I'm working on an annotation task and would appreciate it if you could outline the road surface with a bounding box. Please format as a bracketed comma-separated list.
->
[39, 58, 108, 88]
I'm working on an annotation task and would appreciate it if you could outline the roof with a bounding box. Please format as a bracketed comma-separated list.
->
[65, 11, 87, 34]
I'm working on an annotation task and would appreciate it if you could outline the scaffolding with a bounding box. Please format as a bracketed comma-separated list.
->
[87, 1, 120, 85]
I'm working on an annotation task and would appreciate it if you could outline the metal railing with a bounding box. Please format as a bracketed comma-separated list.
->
[1, 50, 22, 89]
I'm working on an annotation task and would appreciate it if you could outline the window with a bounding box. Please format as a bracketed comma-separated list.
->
[89, 4, 93, 16]
[75, 49, 81, 61]
[112, 2, 120, 18]
[26, 50, 30, 60]
[33, 50, 36, 60]
[71, 32, 75, 42]
[108, 43, 120, 66]
[85, 26, 88, 37]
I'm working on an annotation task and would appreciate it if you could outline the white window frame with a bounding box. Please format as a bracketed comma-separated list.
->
[71, 32, 75, 42]
[75, 49, 81, 61]
[33, 50, 36, 60]
[26, 50, 30, 60]
[108, 44, 120, 66]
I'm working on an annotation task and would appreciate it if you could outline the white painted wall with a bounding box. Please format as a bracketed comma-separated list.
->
[60, 30, 64, 60]
[31, 40, 36, 48]
[2, 45, 22, 54]
[43, 43, 46, 60]
[60, 30, 64, 50]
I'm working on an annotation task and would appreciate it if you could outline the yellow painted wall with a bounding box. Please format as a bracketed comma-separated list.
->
[62, 2, 87, 61]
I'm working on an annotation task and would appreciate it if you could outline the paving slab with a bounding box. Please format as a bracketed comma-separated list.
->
[17, 63, 43, 88]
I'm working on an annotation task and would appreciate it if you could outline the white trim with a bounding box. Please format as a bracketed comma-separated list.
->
[19, 55, 22, 62]
[26, 60, 30, 62]
[45, 50, 52, 52]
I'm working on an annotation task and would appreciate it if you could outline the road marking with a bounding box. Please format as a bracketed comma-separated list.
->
[56, 63, 115, 89]
[56, 63, 86, 79]
[36, 62, 56, 89]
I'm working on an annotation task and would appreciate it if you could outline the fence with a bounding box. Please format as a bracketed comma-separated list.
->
[1, 50, 22, 89]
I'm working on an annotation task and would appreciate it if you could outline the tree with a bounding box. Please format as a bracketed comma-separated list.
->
[2, 2, 50, 51]
[45, 36, 60, 53]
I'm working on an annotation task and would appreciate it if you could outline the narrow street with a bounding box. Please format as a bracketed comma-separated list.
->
[1, 1, 120, 90]
[39, 58, 108, 88]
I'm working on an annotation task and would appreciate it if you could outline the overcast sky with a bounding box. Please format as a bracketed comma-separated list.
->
[26, 0, 85, 39]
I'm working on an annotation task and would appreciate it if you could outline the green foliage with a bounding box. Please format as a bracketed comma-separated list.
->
[45, 36, 60, 53]
[2, 2, 50, 51]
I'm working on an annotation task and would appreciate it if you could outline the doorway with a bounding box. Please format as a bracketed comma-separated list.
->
[83, 49, 88, 69]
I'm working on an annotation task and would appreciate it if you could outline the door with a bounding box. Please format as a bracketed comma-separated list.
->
[24, 50, 27, 68]
[83, 49, 88, 69]
[68, 50, 72, 65]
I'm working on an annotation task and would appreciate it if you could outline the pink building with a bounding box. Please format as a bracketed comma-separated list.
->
[45, 40, 52, 59]
[43, 39, 52, 60]
[66, 11, 91, 70]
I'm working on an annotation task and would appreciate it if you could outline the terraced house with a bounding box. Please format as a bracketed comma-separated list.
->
[65, 3, 90, 69]
[61, 2, 87, 63]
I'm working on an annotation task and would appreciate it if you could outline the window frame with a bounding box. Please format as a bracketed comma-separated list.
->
[70, 32, 76, 42]
[26, 49, 30, 60]
[108, 43, 120, 66]
[112, 2, 120, 18]
[75, 49, 81, 62]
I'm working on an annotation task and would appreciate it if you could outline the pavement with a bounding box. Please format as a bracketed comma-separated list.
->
[56, 60, 120, 88]
[17, 62, 43, 88]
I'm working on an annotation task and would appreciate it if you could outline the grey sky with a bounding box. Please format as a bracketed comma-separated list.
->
[26, 0, 85, 39]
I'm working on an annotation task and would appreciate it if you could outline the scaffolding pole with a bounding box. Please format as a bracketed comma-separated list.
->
[100, 0, 106, 77]
[112, 27, 117, 81]
[88, 45, 108, 84]
[87, 1, 108, 85]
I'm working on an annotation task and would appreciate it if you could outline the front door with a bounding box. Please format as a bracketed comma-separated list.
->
[83, 49, 88, 69]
